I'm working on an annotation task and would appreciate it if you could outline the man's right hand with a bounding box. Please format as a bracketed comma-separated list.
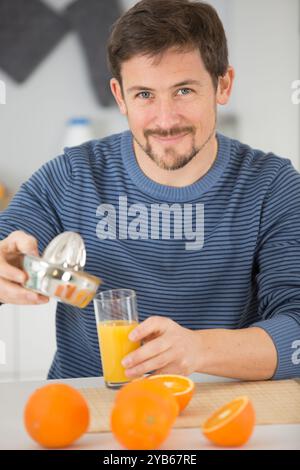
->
[0, 231, 49, 305]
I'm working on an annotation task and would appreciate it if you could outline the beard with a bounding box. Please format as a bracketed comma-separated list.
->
[133, 122, 216, 171]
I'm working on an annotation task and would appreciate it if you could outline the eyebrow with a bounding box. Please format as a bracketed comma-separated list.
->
[126, 79, 203, 93]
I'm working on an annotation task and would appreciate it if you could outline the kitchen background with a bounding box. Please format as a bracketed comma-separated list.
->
[0, 0, 299, 382]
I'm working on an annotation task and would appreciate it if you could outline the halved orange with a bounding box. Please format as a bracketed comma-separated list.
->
[202, 395, 255, 447]
[147, 374, 195, 413]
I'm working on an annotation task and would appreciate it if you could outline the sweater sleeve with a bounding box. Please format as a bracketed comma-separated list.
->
[0, 154, 71, 254]
[250, 160, 300, 379]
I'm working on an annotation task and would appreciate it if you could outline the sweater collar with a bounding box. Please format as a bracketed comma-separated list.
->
[121, 130, 231, 202]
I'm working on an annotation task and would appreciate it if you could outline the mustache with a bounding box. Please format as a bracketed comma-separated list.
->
[144, 126, 195, 138]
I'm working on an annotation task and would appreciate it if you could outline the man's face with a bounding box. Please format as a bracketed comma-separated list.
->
[111, 48, 220, 171]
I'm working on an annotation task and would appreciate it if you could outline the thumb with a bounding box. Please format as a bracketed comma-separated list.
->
[6, 231, 39, 257]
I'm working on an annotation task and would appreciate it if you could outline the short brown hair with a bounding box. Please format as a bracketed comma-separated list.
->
[107, 0, 229, 90]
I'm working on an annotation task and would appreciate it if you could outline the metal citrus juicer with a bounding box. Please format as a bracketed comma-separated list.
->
[22, 232, 101, 308]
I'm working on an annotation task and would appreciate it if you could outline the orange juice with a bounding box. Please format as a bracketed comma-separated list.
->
[97, 320, 141, 385]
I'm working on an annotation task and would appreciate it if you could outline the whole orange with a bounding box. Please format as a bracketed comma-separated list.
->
[111, 378, 178, 450]
[24, 383, 90, 448]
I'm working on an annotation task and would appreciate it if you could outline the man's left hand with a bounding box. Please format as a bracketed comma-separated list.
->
[121, 316, 200, 378]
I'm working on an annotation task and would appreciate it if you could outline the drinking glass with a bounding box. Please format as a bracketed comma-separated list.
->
[94, 289, 141, 389]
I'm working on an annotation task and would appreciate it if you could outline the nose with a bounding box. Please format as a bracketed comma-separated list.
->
[154, 96, 181, 130]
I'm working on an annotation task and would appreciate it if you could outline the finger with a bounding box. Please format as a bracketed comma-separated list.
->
[0, 256, 27, 284]
[141, 332, 161, 343]
[3, 231, 39, 257]
[154, 363, 184, 375]
[0, 278, 49, 305]
[125, 349, 173, 378]
[122, 336, 170, 369]
[129, 316, 170, 342]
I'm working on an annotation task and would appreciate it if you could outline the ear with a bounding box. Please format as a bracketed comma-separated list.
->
[216, 66, 235, 106]
[110, 78, 127, 115]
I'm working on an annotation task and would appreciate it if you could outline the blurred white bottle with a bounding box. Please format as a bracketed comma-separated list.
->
[63, 117, 94, 147]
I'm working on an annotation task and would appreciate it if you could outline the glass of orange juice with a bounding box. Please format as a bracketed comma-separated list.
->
[94, 289, 141, 389]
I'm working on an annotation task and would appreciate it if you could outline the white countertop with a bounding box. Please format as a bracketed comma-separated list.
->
[0, 374, 299, 450]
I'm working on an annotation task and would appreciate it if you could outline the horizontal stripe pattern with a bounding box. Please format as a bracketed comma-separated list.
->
[0, 131, 300, 380]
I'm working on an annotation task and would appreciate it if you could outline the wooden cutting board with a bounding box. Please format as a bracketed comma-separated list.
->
[80, 378, 300, 433]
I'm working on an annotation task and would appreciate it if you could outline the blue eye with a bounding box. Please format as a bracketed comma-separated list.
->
[177, 88, 192, 95]
[137, 91, 152, 99]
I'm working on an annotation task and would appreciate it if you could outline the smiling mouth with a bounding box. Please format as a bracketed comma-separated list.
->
[151, 133, 189, 143]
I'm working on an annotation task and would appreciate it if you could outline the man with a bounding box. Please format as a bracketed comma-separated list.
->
[0, 0, 299, 381]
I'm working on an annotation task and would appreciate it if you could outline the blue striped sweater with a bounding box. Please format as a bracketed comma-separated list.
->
[1, 131, 300, 380]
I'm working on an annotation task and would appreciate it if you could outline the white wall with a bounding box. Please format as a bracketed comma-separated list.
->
[0, 0, 299, 382]
[231, 0, 299, 169]
[0, 301, 57, 382]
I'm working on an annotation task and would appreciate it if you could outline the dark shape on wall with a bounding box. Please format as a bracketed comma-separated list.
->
[0, 0, 69, 83]
[0, 0, 121, 107]
[64, 0, 121, 107]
